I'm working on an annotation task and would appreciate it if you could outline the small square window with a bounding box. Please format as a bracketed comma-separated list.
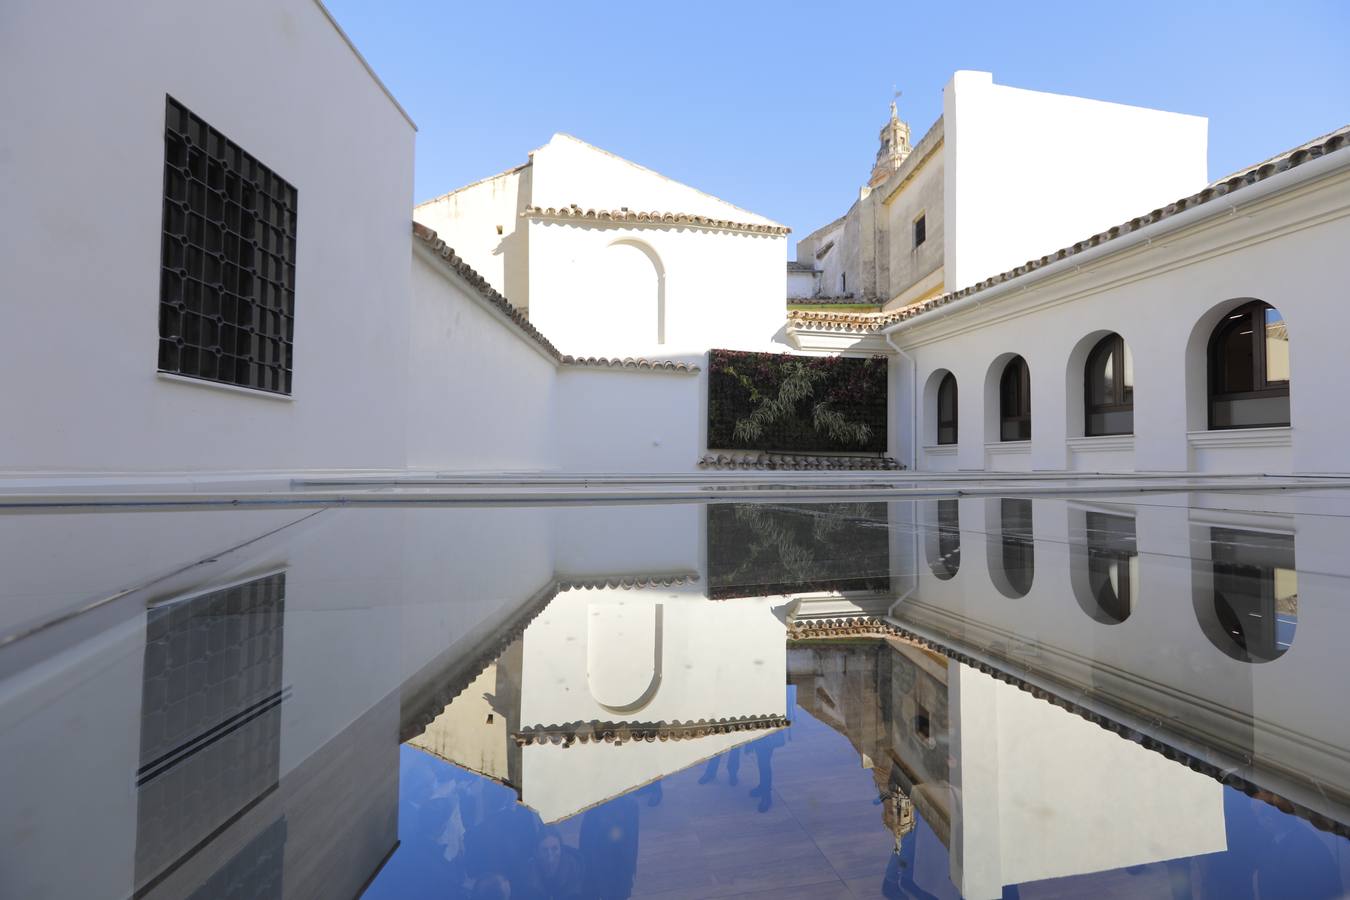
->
[159, 96, 297, 395]
[913, 213, 926, 248]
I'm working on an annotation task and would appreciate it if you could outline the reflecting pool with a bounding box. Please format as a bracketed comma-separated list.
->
[1, 491, 1348, 898]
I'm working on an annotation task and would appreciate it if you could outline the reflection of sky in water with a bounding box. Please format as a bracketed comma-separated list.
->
[369, 684, 1350, 899]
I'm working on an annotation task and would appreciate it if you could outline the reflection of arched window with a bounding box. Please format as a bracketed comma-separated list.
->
[1205, 528, 1296, 662]
[1208, 301, 1290, 429]
[1080, 511, 1137, 623]
[999, 356, 1031, 442]
[998, 498, 1034, 597]
[1085, 334, 1134, 436]
[925, 498, 960, 580]
[936, 373, 958, 445]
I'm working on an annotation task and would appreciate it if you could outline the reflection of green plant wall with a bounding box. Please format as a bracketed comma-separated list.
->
[708, 349, 888, 453]
[707, 502, 892, 600]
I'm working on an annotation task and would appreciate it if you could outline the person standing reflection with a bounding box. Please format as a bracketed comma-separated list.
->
[580, 795, 640, 899]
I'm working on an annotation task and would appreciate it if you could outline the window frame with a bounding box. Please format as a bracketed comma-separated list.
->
[913, 212, 926, 248]
[1084, 333, 1134, 436]
[1207, 300, 1289, 430]
[999, 356, 1031, 442]
[936, 372, 958, 445]
[158, 95, 298, 396]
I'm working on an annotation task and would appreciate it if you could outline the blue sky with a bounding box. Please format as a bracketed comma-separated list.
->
[325, 1, 1350, 240]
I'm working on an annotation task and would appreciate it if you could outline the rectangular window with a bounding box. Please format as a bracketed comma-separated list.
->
[159, 96, 297, 395]
[913, 213, 926, 248]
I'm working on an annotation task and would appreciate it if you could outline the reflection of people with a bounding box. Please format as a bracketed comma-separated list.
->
[519, 827, 584, 900]
[464, 792, 541, 889]
[471, 873, 512, 900]
[698, 746, 741, 785]
[581, 795, 640, 899]
[748, 730, 786, 813]
[880, 831, 941, 900]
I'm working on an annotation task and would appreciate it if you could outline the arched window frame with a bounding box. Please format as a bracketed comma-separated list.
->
[925, 498, 961, 580]
[1207, 300, 1290, 430]
[999, 497, 1034, 597]
[936, 372, 958, 445]
[999, 356, 1031, 442]
[1084, 334, 1134, 437]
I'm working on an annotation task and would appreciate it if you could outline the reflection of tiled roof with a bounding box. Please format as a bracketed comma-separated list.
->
[789, 126, 1350, 336]
[700, 452, 903, 471]
[513, 714, 790, 746]
[524, 205, 790, 235]
[556, 572, 699, 591]
[790, 616, 1350, 840]
[413, 222, 699, 372]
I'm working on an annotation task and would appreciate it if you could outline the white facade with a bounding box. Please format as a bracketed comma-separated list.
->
[416, 134, 790, 359]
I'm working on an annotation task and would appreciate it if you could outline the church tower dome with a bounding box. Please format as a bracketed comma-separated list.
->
[869, 95, 912, 188]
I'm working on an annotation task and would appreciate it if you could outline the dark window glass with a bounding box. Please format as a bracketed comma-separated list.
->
[1207, 301, 1289, 429]
[1084, 333, 1134, 436]
[1000, 498, 1034, 596]
[925, 498, 960, 580]
[999, 356, 1031, 442]
[1207, 527, 1296, 662]
[914, 214, 926, 248]
[936, 372, 958, 445]
[1084, 511, 1136, 623]
[159, 96, 297, 395]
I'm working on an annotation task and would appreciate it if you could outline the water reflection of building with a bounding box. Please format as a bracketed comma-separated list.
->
[407, 581, 789, 824]
[788, 637, 1227, 900]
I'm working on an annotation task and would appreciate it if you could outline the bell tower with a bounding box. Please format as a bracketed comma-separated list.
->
[869, 92, 912, 188]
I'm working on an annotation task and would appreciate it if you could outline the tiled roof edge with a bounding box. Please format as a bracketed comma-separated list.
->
[561, 356, 700, 374]
[513, 714, 791, 746]
[412, 222, 564, 361]
[790, 615, 1350, 840]
[788, 125, 1350, 335]
[699, 452, 904, 471]
[524, 205, 791, 236]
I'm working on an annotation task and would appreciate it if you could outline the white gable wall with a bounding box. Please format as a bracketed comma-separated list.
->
[414, 167, 530, 307]
[943, 71, 1208, 292]
[0, 0, 415, 475]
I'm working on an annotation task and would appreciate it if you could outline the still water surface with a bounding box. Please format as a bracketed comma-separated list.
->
[1, 491, 1347, 898]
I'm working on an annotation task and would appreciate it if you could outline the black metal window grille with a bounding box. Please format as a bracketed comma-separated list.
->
[159, 96, 297, 395]
[913, 213, 926, 248]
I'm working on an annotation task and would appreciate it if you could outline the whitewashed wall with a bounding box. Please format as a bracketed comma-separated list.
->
[408, 248, 557, 472]
[554, 368, 704, 473]
[0, 0, 415, 475]
[904, 152, 1350, 475]
[942, 70, 1208, 292]
[414, 167, 531, 309]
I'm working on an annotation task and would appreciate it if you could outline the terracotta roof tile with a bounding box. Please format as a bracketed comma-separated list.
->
[788, 125, 1350, 335]
[513, 714, 791, 747]
[560, 356, 700, 373]
[524, 204, 790, 236]
[699, 452, 903, 471]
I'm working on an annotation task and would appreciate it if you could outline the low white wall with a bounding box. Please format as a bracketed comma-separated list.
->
[555, 367, 705, 473]
[407, 249, 557, 472]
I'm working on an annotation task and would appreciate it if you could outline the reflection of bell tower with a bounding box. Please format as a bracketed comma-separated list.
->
[869, 93, 912, 188]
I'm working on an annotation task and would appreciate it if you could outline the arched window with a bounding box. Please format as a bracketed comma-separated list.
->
[1208, 301, 1290, 429]
[999, 356, 1031, 442]
[1085, 334, 1134, 436]
[925, 498, 960, 580]
[1202, 528, 1296, 662]
[1081, 511, 1137, 623]
[936, 373, 958, 445]
[998, 498, 1034, 597]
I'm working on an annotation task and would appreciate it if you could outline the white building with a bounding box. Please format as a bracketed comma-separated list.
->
[415, 133, 790, 359]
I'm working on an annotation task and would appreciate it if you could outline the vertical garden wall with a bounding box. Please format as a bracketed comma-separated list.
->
[707, 349, 888, 454]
